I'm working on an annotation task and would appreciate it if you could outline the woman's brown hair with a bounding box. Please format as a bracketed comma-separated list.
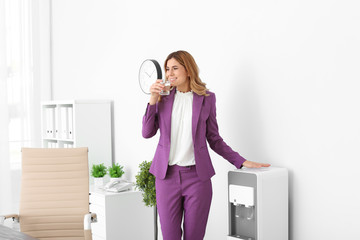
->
[164, 50, 209, 96]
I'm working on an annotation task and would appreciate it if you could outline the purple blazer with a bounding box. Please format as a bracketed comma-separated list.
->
[142, 89, 246, 181]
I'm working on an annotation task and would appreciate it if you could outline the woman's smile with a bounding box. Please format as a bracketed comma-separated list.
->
[169, 77, 177, 84]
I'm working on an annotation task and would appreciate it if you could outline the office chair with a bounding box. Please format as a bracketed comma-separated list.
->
[0, 147, 96, 240]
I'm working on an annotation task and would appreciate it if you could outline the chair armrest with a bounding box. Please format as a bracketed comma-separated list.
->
[83, 213, 97, 240]
[83, 212, 97, 230]
[90, 213, 97, 223]
[84, 229, 93, 240]
[0, 214, 19, 224]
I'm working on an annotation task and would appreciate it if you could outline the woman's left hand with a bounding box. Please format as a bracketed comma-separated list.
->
[242, 160, 271, 168]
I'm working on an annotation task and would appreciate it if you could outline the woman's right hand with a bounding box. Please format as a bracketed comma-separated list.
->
[149, 79, 164, 105]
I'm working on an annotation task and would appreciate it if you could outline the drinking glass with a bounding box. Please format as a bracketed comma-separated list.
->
[160, 79, 170, 95]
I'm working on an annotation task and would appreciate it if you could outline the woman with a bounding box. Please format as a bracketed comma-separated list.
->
[142, 50, 270, 240]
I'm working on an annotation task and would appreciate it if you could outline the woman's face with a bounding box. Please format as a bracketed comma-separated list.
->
[166, 58, 189, 90]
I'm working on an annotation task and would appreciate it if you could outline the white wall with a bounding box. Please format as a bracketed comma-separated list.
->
[50, 0, 360, 239]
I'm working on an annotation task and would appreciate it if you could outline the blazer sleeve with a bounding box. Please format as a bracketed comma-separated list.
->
[142, 103, 159, 138]
[205, 93, 246, 168]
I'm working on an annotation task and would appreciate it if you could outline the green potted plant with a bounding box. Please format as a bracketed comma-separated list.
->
[91, 163, 107, 188]
[107, 163, 125, 182]
[135, 160, 157, 240]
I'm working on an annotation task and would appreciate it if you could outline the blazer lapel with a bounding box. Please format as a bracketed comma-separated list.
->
[192, 92, 204, 144]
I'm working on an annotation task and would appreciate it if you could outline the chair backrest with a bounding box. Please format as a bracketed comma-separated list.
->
[20, 148, 89, 240]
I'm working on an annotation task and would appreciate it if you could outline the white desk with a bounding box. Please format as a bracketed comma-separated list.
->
[89, 186, 154, 240]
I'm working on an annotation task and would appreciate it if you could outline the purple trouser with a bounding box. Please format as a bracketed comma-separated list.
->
[155, 165, 213, 240]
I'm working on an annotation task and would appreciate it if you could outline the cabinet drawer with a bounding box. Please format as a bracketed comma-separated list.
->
[90, 203, 105, 216]
[92, 223, 106, 239]
[90, 193, 105, 206]
[92, 232, 106, 240]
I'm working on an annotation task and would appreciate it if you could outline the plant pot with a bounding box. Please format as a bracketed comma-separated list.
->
[110, 177, 122, 183]
[94, 177, 104, 188]
[110, 175, 125, 182]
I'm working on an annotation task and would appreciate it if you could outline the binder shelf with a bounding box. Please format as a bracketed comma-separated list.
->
[41, 100, 113, 176]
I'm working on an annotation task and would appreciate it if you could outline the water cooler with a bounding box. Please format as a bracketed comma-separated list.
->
[228, 167, 288, 240]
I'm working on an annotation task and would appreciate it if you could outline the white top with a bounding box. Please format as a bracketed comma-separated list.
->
[168, 90, 195, 166]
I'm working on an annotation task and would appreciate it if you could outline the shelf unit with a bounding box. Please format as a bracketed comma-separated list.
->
[41, 100, 113, 176]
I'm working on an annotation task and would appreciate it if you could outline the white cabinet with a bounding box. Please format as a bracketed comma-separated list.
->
[41, 100, 113, 175]
[89, 187, 154, 240]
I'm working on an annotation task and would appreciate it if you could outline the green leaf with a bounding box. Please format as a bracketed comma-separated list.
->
[134, 160, 156, 207]
[108, 163, 125, 178]
[91, 163, 107, 178]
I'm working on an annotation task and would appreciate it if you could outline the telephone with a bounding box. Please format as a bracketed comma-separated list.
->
[103, 180, 133, 192]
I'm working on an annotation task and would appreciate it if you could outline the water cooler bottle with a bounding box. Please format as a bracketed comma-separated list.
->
[228, 167, 288, 240]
